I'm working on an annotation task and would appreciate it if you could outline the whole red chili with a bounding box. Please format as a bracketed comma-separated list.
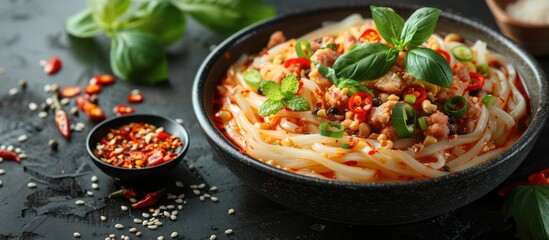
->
[498, 168, 549, 197]
[132, 188, 166, 209]
[44, 57, 62, 75]
[0, 150, 21, 163]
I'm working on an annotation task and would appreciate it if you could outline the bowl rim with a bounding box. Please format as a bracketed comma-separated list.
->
[85, 113, 190, 171]
[192, 3, 549, 189]
[485, 0, 549, 28]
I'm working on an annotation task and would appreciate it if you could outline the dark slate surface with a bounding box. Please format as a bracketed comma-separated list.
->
[0, 0, 548, 239]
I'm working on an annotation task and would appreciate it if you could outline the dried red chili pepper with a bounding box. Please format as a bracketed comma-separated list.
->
[108, 188, 137, 199]
[53, 89, 71, 139]
[498, 168, 549, 197]
[132, 188, 165, 209]
[0, 150, 21, 163]
[44, 57, 62, 75]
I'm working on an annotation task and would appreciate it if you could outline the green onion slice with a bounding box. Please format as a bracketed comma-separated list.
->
[481, 95, 497, 107]
[392, 103, 417, 138]
[418, 116, 428, 131]
[295, 40, 312, 59]
[444, 96, 468, 117]
[319, 121, 345, 138]
[404, 94, 417, 104]
[475, 63, 489, 75]
[243, 69, 263, 89]
[451, 45, 474, 62]
[320, 43, 337, 51]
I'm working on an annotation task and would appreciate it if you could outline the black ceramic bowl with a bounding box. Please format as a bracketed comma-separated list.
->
[192, 4, 549, 224]
[86, 114, 189, 182]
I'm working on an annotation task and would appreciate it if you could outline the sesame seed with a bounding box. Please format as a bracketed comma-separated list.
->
[113, 148, 124, 154]
[209, 234, 217, 240]
[203, 194, 211, 198]
[163, 211, 170, 217]
[131, 89, 140, 95]
[74, 122, 85, 132]
[171, 210, 178, 215]
[190, 185, 197, 189]
[170, 232, 178, 238]
[124, 236, 129, 240]
[87, 191, 94, 196]
[0, 157, 3, 163]
[38, 111, 48, 118]
[27, 182, 37, 188]
[8, 88, 18, 96]
[109, 234, 115, 238]
[0, 180, 3, 187]
[142, 220, 148, 226]
[178, 194, 185, 199]
[167, 194, 177, 200]
[18, 135, 28, 142]
[28, 102, 38, 111]
[14, 148, 22, 153]
[157, 237, 164, 240]
[167, 205, 174, 209]
[147, 225, 158, 230]
[175, 118, 184, 124]
[134, 218, 142, 224]
[193, 190, 201, 195]
[91, 175, 98, 182]
[74, 232, 81, 238]
[175, 181, 184, 188]
[100, 216, 107, 221]
[175, 199, 183, 204]
[228, 208, 235, 215]
[199, 196, 205, 201]
[6, 145, 13, 151]
[0, 67, 5, 74]
[136, 232, 142, 237]
[211, 197, 219, 202]
[45, 97, 53, 105]
[188, 164, 195, 170]
[154, 221, 163, 226]
[0, 169, 5, 175]
[177, 205, 183, 210]
[18, 153, 27, 159]
[129, 227, 137, 233]
[159, 205, 166, 210]
[142, 213, 150, 218]
[198, 183, 206, 189]
[75, 200, 85, 205]
[60, 98, 70, 106]
[130, 198, 137, 203]
[209, 186, 218, 191]
[224, 229, 233, 235]
[43, 84, 51, 92]
[92, 183, 99, 189]
[121, 206, 128, 211]
[115, 224, 124, 229]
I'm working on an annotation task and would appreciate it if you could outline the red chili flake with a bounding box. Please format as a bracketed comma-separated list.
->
[90, 74, 116, 85]
[368, 150, 376, 155]
[128, 92, 144, 103]
[60, 86, 81, 98]
[156, 131, 170, 141]
[85, 84, 103, 95]
[44, 57, 62, 75]
[113, 104, 135, 116]
[0, 150, 21, 163]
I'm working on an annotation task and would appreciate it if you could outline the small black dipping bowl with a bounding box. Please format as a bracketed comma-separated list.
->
[192, 3, 549, 225]
[86, 114, 189, 183]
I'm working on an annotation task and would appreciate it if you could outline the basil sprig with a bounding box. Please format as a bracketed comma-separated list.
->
[503, 185, 549, 240]
[326, 6, 453, 88]
[66, 0, 275, 84]
[258, 74, 310, 117]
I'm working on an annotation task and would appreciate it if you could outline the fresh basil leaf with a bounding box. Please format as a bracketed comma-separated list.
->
[118, 0, 186, 46]
[400, 7, 441, 48]
[65, 9, 103, 38]
[315, 63, 338, 84]
[284, 95, 310, 112]
[502, 185, 549, 240]
[280, 74, 299, 94]
[110, 31, 169, 84]
[259, 99, 284, 117]
[337, 78, 374, 97]
[370, 6, 404, 46]
[174, 0, 276, 36]
[405, 48, 453, 88]
[259, 80, 282, 100]
[333, 43, 398, 81]
[87, 0, 130, 28]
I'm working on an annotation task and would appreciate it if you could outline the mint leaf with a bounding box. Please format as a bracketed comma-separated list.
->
[118, 1, 186, 46]
[284, 95, 311, 111]
[502, 185, 549, 240]
[87, 0, 130, 28]
[405, 48, 453, 88]
[110, 31, 169, 83]
[371, 6, 404, 46]
[65, 9, 103, 38]
[315, 63, 338, 84]
[280, 74, 299, 94]
[333, 43, 398, 81]
[175, 0, 276, 36]
[336, 78, 374, 97]
[259, 99, 284, 117]
[259, 80, 282, 100]
[400, 7, 441, 48]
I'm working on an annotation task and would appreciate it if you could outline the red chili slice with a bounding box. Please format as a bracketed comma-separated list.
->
[128, 92, 144, 103]
[283, 58, 310, 68]
[528, 168, 549, 185]
[436, 49, 451, 63]
[348, 92, 373, 115]
[113, 104, 135, 115]
[467, 72, 485, 91]
[60, 86, 81, 98]
[156, 131, 170, 141]
[85, 84, 103, 95]
[402, 85, 427, 106]
[44, 57, 62, 75]
[87, 106, 106, 121]
[91, 74, 116, 85]
[147, 150, 164, 166]
[359, 29, 381, 42]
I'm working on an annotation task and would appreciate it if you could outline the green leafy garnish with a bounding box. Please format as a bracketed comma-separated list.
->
[315, 62, 338, 84]
[66, 0, 275, 84]
[319, 6, 453, 88]
[295, 40, 312, 59]
[337, 78, 374, 97]
[502, 185, 549, 240]
[258, 74, 310, 117]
